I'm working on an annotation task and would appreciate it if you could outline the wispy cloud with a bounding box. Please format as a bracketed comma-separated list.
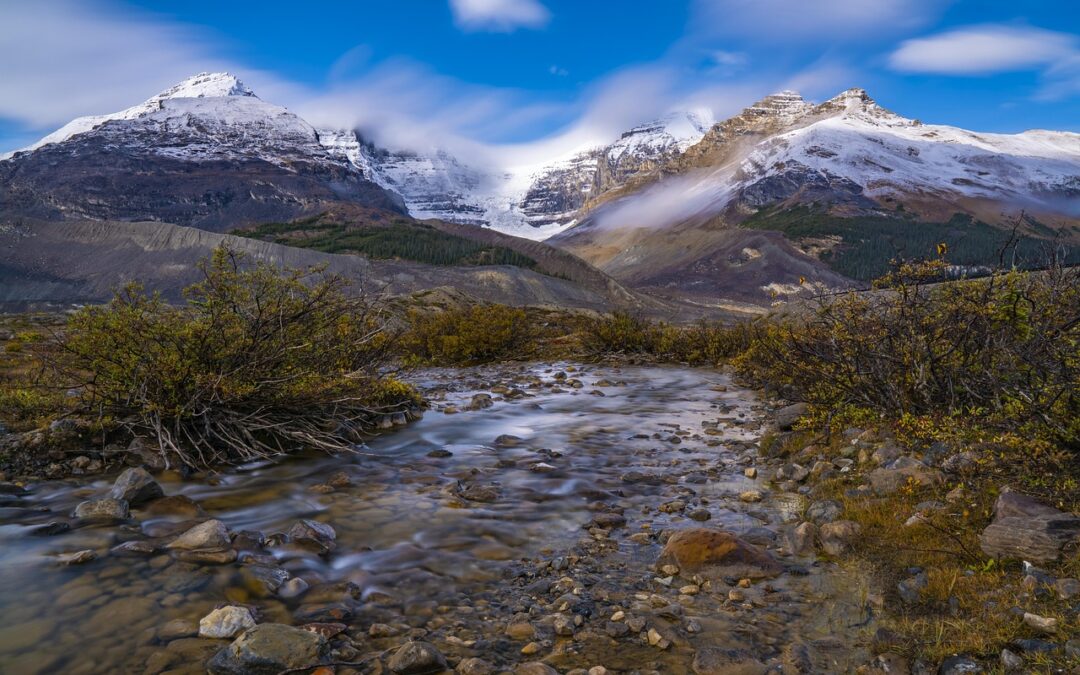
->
[889, 24, 1080, 100]
[693, 0, 946, 42]
[448, 0, 550, 33]
[890, 25, 1077, 75]
[0, 1, 233, 128]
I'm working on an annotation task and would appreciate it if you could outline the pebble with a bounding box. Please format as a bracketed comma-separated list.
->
[1022, 612, 1057, 633]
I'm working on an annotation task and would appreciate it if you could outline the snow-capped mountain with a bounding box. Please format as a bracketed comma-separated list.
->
[312, 109, 716, 240]
[0, 73, 404, 229]
[550, 87, 1080, 303]
[734, 88, 1080, 219]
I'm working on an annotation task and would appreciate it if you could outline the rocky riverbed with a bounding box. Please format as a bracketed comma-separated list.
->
[0, 363, 878, 674]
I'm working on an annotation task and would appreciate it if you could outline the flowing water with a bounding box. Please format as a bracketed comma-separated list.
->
[0, 363, 875, 674]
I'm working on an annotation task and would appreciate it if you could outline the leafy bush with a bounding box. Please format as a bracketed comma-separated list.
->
[44, 247, 414, 467]
[736, 258, 1080, 449]
[399, 305, 533, 365]
[581, 312, 759, 364]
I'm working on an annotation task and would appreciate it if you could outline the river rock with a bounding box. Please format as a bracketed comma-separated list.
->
[208, 623, 326, 674]
[108, 467, 163, 505]
[387, 640, 447, 674]
[515, 664, 558, 675]
[199, 606, 256, 639]
[978, 492, 1080, 563]
[818, 520, 862, 556]
[111, 539, 162, 557]
[691, 647, 768, 675]
[775, 463, 810, 483]
[457, 657, 495, 675]
[658, 528, 781, 579]
[167, 519, 230, 550]
[56, 549, 97, 565]
[286, 519, 337, 553]
[774, 403, 808, 431]
[459, 484, 499, 503]
[73, 497, 129, 521]
[786, 522, 816, 556]
[143, 494, 205, 518]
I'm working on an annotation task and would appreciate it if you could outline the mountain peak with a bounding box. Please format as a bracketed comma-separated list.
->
[743, 90, 812, 121]
[153, 72, 256, 101]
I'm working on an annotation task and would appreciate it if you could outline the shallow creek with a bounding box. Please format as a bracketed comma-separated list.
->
[0, 363, 874, 674]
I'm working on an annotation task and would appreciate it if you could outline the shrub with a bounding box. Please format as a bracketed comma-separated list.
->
[736, 258, 1080, 449]
[44, 246, 412, 467]
[399, 304, 533, 365]
[581, 312, 759, 364]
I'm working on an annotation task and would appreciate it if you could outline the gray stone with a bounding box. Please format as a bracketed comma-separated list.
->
[774, 403, 808, 431]
[207, 623, 326, 675]
[868, 459, 944, 495]
[109, 467, 163, 505]
[999, 649, 1023, 672]
[73, 497, 129, 521]
[199, 606, 256, 639]
[458, 657, 496, 675]
[387, 641, 447, 674]
[786, 522, 816, 556]
[514, 664, 558, 675]
[1055, 577, 1080, 599]
[978, 492, 1080, 563]
[897, 572, 928, 605]
[286, 519, 336, 553]
[818, 520, 861, 556]
[805, 499, 842, 524]
[937, 655, 983, 674]
[691, 647, 768, 675]
[167, 519, 230, 550]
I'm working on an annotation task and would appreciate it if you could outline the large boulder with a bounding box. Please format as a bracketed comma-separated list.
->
[979, 492, 1080, 564]
[207, 623, 327, 675]
[658, 528, 782, 579]
[109, 467, 163, 505]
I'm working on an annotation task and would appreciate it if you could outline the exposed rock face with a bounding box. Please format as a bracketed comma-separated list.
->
[979, 492, 1080, 563]
[658, 528, 782, 578]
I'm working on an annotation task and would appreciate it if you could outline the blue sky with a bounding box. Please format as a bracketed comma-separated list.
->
[1, 0, 1078, 157]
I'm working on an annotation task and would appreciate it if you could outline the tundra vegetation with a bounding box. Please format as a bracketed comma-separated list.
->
[0, 245, 1077, 667]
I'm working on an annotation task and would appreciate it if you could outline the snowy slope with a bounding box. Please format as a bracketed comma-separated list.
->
[1, 73, 262, 160]
[743, 90, 1080, 214]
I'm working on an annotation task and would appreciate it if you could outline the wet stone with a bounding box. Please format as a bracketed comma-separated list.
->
[199, 605, 256, 639]
[387, 640, 447, 674]
[73, 497, 129, 521]
[109, 467, 164, 505]
[208, 623, 328, 675]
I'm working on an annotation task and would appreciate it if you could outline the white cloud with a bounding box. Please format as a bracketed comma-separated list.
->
[0, 1, 238, 128]
[448, 0, 550, 33]
[889, 25, 1078, 75]
[694, 0, 945, 42]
